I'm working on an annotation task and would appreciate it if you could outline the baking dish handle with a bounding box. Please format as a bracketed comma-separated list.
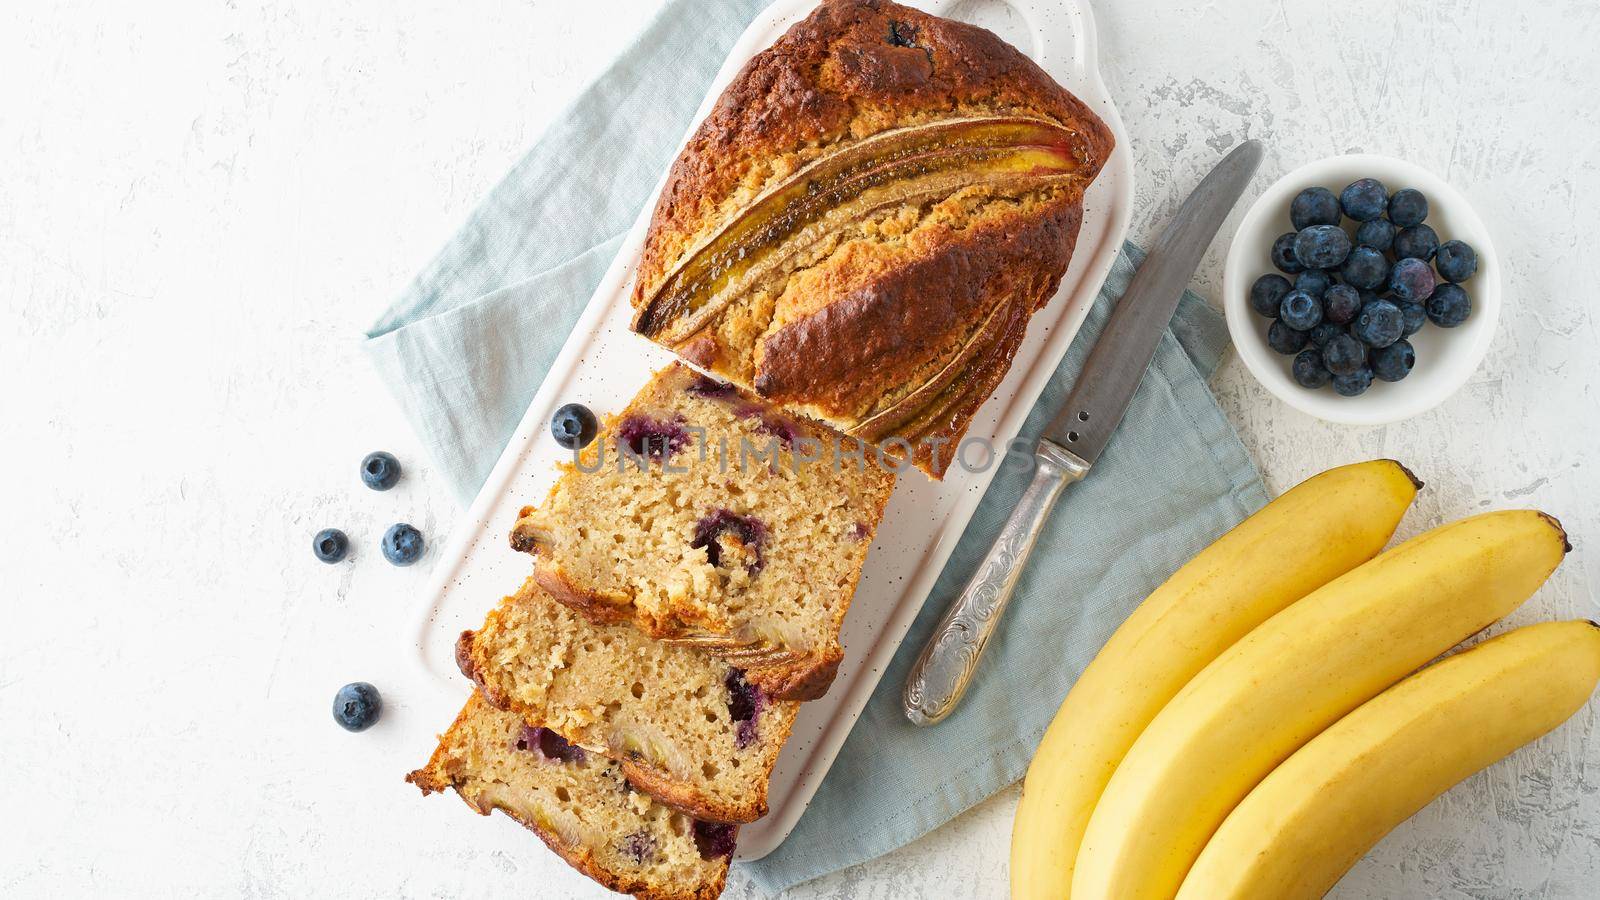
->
[918, 0, 1101, 88]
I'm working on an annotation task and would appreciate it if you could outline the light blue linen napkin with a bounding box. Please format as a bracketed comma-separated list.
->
[366, 0, 1268, 892]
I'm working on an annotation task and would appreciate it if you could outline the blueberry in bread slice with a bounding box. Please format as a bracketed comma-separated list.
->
[458, 577, 798, 823]
[630, 0, 1114, 478]
[408, 694, 735, 900]
[510, 363, 895, 700]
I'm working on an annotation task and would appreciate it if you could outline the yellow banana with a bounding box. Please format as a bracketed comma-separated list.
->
[1009, 460, 1420, 900]
[1071, 509, 1568, 900]
[1177, 619, 1600, 900]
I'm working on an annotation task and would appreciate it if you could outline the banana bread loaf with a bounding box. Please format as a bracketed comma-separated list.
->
[510, 363, 895, 700]
[630, 0, 1114, 477]
[458, 577, 798, 823]
[409, 694, 735, 900]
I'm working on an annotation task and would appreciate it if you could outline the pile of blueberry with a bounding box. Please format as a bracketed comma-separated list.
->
[1250, 179, 1478, 396]
[311, 451, 425, 567]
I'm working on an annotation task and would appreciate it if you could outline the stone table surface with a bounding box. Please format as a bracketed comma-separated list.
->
[6, 0, 1599, 897]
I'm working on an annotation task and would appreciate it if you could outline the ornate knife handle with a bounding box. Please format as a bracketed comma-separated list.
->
[903, 441, 1089, 726]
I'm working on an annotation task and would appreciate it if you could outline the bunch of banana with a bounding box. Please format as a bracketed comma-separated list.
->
[1010, 459, 1420, 899]
[1011, 459, 1589, 900]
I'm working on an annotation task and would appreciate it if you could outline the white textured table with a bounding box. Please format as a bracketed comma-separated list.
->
[5, 1, 1598, 897]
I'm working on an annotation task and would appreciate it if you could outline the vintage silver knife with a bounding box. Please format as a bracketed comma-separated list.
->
[902, 140, 1264, 726]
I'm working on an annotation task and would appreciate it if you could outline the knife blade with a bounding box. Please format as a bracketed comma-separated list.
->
[902, 140, 1263, 726]
[1042, 139, 1264, 462]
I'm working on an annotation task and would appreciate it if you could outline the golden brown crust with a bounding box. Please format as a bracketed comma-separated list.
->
[405, 702, 472, 796]
[453, 630, 485, 688]
[636, 0, 1110, 294]
[745, 645, 843, 701]
[755, 194, 1082, 475]
[615, 756, 763, 826]
[628, 0, 1113, 479]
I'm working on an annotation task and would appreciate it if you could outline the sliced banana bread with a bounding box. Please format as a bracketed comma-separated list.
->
[458, 577, 798, 823]
[630, 0, 1114, 477]
[408, 694, 736, 900]
[510, 363, 895, 700]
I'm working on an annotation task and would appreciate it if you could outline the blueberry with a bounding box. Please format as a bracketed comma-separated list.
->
[1355, 218, 1397, 252]
[1398, 301, 1428, 337]
[1393, 224, 1440, 261]
[1339, 246, 1390, 290]
[685, 375, 738, 399]
[724, 669, 765, 748]
[616, 415, 690, 460]
[1250, 274, 1292, 317]
[1388, 257, 1436, 303]
[1388, 188, 1429, 227]
[747, 411, 799, 448]
[1292, 349, 1333, 389]
[725, 670, 761, 724]
[1271, 232, 1306, 274]
[1279, 289, 1323, 331]
[622, 831, 658, 864]
[692, 821, 738, 861]
[1435, 240, 1478, 283]
[1323, 333, 1368, 377]
[333, 682, 381, 732]
[692, 510, 767, 575]
[1332, 367, 1376, 397]
[361, 451, 401, 491]
[313, 528, 349, 564]
[1353, 299, 1405, 348]
[1293, 225, 1352, 269]
[1291, 187, 1342, 230]
[1294, 269, 1333, 298]
[1267, 318, 1309, 355]
[1323, 283, 1363, 325]
[514, 725, 586, 763]
[1426, 283, 1472, 327]
[1371, 340, 1416, 382]
[551, 403, 598, 450]
[382, 523, 424, 566]
[1308, 322, 1344, 348]
[1340, 178, 1389, 221]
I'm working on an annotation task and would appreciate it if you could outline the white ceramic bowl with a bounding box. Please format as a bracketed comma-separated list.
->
[1223, 154, 1500, 425]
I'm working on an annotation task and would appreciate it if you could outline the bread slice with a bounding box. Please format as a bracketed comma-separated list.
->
[458, 577, 798, 823]
[629, 0, 1113, 478]
[510, 363, 895, 700]
[408, 694, 735, 900]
